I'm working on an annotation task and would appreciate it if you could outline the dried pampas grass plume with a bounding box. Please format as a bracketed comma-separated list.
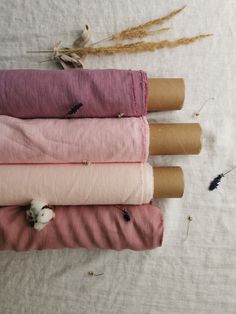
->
[56, 34, 212, 56]
[111, 27, 170, 41]
[112, 5, 186, 41]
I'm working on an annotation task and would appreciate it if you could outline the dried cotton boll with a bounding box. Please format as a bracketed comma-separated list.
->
[73, 24, 91, 48]
[26, 199, 48, 222]
[34, 208, 55, 231]
[26, 199, 55, 231]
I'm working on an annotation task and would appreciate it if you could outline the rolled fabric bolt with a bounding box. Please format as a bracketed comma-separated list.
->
[149, 123, 202, 155]
[0, 164, 183, 206]
[0, 117, 201, 165]
[0, 163, 153, 206]
[0, 69, 185, 118]
[0, 116, 149, 163]
[0, 69, 147, 118]
[0, 204, 163, 251]
[147, 78, 185, 111]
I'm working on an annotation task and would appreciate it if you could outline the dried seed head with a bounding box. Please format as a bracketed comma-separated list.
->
[82, 160, 91, 165]
[118, 113, 124, 118]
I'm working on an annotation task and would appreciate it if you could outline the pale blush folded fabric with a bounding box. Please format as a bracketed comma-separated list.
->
[0, 205, 163, 251]
[0, 69, 147, 118]
[0, 116, 149, 163]
[0, 163, 153, 206]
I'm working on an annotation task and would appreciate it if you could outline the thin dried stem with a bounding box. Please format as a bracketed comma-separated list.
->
[184, 216, 193, 242]
[223, 166, 236, 176]
[89, 35, 113, 47]
[194, 97, 216, 117]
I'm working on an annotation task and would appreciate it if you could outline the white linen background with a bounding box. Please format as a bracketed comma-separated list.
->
[0, 0, 236, 313]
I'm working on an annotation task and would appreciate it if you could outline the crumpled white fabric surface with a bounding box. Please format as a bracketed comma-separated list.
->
[0, 0, 236, 313]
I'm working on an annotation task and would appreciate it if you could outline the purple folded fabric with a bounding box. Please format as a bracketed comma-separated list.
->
[0, 69, 147, 118]
[0, 205, 163, 251]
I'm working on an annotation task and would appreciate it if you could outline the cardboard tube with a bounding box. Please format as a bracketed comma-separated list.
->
[149, 123, 202, 155]
[153, 167, 184, 198]
[147, 78, 185, 111]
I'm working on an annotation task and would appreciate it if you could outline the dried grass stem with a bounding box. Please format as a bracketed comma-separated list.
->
[54, 34, 212, 56]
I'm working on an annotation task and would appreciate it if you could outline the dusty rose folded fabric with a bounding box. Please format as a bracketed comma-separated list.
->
[0, 163, 153, 206]
[0, 204, 163, 251]
[0, 69, 147, 118]
[0, 116, 149, 163]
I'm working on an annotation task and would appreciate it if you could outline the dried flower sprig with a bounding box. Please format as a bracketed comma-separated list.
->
[184, 215, 193, 241]
[209, 166, 236, 191]
[27, 5, 212, 67]
[115, 206, 131, 222]
[193, 97, 215, 118]
[88, 271, 104, 276]
[65, 102, 83, 117]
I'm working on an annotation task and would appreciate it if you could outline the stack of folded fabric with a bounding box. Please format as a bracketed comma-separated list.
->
[0, 69, 197, 251]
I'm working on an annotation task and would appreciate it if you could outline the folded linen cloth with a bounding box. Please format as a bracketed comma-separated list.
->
[0, 204, 163, 251]
[0, 69, 147, 118]
[0, 116, 149, 163]
[0, 163, 154, 206]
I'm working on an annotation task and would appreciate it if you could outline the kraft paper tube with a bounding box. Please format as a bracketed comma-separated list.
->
[147, 78, 185, 111]
[153, 167, 184, 198]
[149, 123, 202, 155]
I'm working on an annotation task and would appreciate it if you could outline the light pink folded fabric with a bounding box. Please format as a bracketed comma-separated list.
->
[0, 163, 154, 206]
[0, 116, 149, 163]
[0, 204, 163, 251]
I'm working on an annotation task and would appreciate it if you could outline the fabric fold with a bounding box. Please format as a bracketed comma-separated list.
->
[0, 204, 163, 251]
[0, 69, 147, 118]
[0, 116, 149, 163]
[0, 163, 154, 206]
